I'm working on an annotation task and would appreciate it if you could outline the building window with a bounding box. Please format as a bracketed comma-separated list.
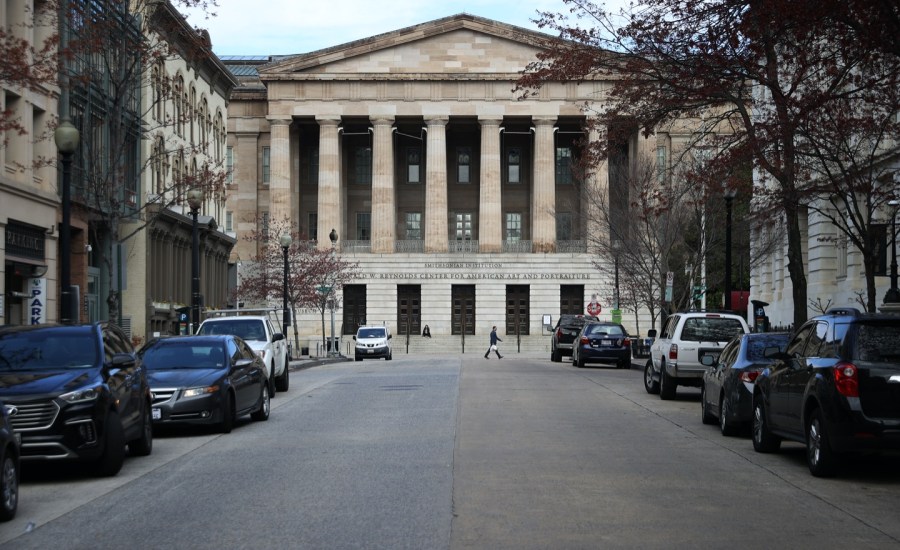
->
[353, 146, 372, 185]
[261, 146, 270, 184]
[505, 213, 522, 242]
[405, 212, 422, 240]
[407, 147, 421, 183]
[507, 147, 521, 184]
[457, 147, 471, 183]
[357, 212, 371, 241]
[225, 211, 233, 232]
[308, 213, 317, 242]
[226, 146, 234, 184]
[557, 212, 572, 241]
[555, 146, 573, 185]
[656, 145, 667, 184]
[455, 213, 473, 240]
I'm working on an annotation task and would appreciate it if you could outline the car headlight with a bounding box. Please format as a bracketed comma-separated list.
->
[182, 385, 220, 398]
[59, 384, 104, 404]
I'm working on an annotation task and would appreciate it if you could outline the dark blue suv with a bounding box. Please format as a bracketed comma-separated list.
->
[752, 308, 900, 476]
[0, 323, 153, 476]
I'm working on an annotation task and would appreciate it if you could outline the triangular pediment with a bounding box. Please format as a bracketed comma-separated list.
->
[260, 14, 554, 78]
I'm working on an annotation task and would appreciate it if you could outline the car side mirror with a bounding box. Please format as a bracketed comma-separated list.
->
[111, 353, 136, 368]
[387, 334, 392, 340]
[353, 335, 357, 341]
[272, 333, 284, 342]
[648, 329, 657, 339]
[234, 358, 255, 369]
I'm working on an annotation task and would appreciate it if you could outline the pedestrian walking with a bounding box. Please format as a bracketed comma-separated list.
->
[484, 326, 503, 359]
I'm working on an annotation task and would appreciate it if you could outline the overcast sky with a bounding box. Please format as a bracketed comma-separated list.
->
[180, 0, 624, 56]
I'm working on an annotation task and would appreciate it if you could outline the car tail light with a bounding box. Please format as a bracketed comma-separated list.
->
[622, 337, 631, 348]
[580, 335, 590, 344]
[556, 327, 563, 339]
[834, 361, 859, 397]
[669, 344, 678, 360]
[739, 370, 761, 383]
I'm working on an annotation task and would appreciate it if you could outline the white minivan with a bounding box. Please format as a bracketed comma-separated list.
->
[353, 326, 393, 361]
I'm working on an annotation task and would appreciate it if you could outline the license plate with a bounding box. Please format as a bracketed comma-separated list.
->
[367, 349, 374, 354]
[602, 339, 613, 346]
[152, 408, 161, 420]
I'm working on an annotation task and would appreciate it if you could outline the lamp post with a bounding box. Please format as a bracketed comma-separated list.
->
[724, 188, 738, 311]
[885, 200, 900, 303]
[280, 234, 292, 329]
[329, 228, 338, 357]
[611, 239, 621, 312]
[187, 188, 203, 333]
[54, 120, 80, 324]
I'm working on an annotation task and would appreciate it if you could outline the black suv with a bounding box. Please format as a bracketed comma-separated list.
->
[0, 323, 153, 476]
[752, 308, 900, 477]
[550, 314, 599, 362]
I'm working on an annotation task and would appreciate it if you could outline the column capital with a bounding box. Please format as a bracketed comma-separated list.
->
[532, 116, 557, 127]
[478, 116, 503, 126]
[315, 116, 342, 127]
[267, 117, 293, 126]
[424, 115, 449, 126]
[369, 115, 395, 126]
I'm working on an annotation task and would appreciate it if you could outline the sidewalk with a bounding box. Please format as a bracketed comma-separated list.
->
[289, 353, 648, 371]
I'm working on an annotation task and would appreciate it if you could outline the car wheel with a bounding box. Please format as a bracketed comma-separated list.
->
[576, 353, 586, 368]
[659, 362, 676, 400]
[218, 392, 235, 434]
[719, 394, 738, 436]
[551, 347, 561, 363]
[95, 411, 125, 477]
[128, 402, 153, 457]
[806, 408, 839, 477]
[617, 358, 630, 369]
[752, 398, 781, 453]
[700, 386, 716, 425]
[251, 385, 271, 421]
[275, 359, 290, 392]
[0, 452, 18, 521]
[644, 361, 660, 394]
[386, 352, 392, 361]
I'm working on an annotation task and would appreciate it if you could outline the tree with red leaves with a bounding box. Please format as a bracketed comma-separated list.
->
[518, 0, 899, 325]
[236, 218, 360, 355]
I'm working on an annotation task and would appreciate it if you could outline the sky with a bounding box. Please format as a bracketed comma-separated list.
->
[180, 0, 625, 57]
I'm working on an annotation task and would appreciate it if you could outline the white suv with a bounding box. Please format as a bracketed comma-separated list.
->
[645, 312, 749, 400]
[353, 326, 393, 361]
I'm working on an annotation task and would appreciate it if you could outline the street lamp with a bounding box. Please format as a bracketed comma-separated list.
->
[54, 120, 80, 324]
[724, 188, 738, 311]
[187, 187, 204, 333]
[280, 233, 292, 329]
[611, 238, 621, 311]
[329, 229, 338, 356]
[885, 200, 900, 303]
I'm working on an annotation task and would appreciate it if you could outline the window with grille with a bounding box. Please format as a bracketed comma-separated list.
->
[357, 212, 371, 241]
[262, 146, 270, 184]
[555, 147, 573, 185]
[406, 212, 422, 240]
[506, 213, 522, 242]
[507, 147, 521, 183]
[226, 146, 234, 184]
[457, 147, 471, 183]
[455, 213, 473, 240]
[407, 147, 421, 183]
[557, 212, 572, 241]
[353, 146, 372, 185]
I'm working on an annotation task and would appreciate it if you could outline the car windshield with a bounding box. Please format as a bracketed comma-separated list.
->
[585, 324, 625, 336]
[358, 328, 386, 338]
[745, 333, 790, 361]
[853, 322, 900, 363]
[0, 329, 98, 370]
[680, 318, 745, 342]
[198, 320, 265, 341]
[140, 341, 225, 370]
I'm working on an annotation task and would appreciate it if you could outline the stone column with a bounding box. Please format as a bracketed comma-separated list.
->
[316, 116, 342, 250]
[587, 123, 609, 255]
[478, 117, 503, 253]
[268, 118, 292, 228]
[532, 117, 557, 253]
[424, 116, 449, 253]
[371, 116, 396, 253]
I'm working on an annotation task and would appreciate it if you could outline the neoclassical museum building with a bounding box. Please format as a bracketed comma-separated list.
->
[222, 14, 664, 354]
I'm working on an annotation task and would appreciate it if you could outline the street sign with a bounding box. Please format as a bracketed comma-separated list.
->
[316, 285, 332, 294]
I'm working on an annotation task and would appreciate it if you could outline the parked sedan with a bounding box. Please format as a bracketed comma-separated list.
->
[0, 401, 19, 521]
[571, 322, 632, 369]
[139, 335, 270, 434]
[700, 332, 790, 436]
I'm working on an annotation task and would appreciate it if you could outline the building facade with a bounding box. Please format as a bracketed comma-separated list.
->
[121, 0, 237, 343]
[224, 15, 668, 354]
[1, 0, 60, 325]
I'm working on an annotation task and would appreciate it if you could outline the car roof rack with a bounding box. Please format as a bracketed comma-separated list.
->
[823, 307, 861, 316]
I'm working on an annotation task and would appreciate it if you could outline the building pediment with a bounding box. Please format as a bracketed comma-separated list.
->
[259, 13, 555, 79]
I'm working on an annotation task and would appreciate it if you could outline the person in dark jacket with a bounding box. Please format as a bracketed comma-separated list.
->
[422, 325, 431, 337]
[484, 326, 503, 359]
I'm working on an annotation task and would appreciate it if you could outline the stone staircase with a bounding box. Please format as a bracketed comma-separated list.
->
[391, 334, 551, 357]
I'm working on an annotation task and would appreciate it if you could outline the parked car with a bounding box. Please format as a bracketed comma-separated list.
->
[197, 312, 289, 393]
[0, 401, 20, 521]
[645, 312, 750, 400]
[550, 314, 599, 362]
[700, 332, 790, 436]
[752, 307, 900, 477]
[139, 335, 270, 433]
[0, 323, 153, 477]
[354, 326, 393, 361]
[571, 321, 632, 369]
